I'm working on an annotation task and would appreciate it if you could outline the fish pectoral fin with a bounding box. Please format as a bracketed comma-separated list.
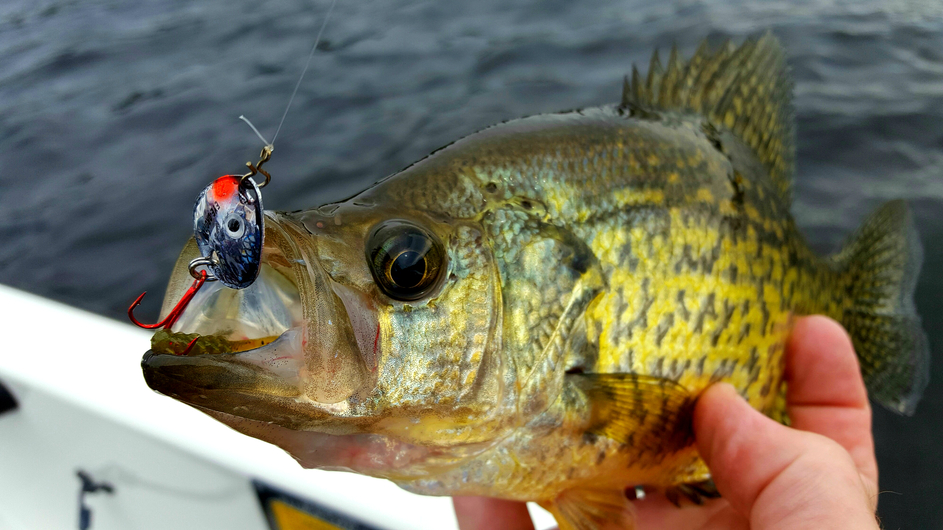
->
[570, 373, 695, 453]
[542, 487, 636, 530]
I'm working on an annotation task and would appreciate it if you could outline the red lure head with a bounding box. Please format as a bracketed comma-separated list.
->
[210, 175, 240, 202]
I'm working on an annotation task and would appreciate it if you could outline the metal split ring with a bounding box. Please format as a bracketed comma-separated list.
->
[188, 256, 220, 281]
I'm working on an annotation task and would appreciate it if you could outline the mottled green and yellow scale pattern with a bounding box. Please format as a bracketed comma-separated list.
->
[358, 34, 868, 503]
[367, 112, 841, 499]
[388, 110, 849, 402]
[542, 125, 844, 413]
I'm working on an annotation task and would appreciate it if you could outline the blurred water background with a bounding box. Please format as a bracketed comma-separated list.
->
[1, 0, 941, 527]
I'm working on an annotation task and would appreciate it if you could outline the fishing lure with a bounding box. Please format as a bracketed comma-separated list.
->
[128, 0, 337, 335]
[191, 145, 271, 290]
[127, 145, 271, 333]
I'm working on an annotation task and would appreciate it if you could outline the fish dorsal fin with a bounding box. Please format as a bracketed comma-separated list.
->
[622, 32, 795, 202]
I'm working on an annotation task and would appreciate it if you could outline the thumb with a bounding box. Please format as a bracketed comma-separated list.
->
[693, 383, 879, 529]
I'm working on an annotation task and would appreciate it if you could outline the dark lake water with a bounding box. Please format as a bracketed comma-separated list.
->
[1, 0, 941, 527]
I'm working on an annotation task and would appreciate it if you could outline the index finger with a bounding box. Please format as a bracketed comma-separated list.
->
[785, 316, 877, 486]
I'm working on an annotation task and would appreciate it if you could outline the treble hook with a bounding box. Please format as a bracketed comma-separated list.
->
[128, 269, 209, 330]
[179, 335, 201, 356]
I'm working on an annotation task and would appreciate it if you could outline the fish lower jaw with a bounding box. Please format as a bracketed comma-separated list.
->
[194, 406, 480, 480]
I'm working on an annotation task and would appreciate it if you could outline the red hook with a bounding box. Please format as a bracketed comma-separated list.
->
[128, 270, 208, 330]
[179, 335, 201, 356]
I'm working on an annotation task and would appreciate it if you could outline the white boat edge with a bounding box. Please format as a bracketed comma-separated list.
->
[0, 283, 555, 530]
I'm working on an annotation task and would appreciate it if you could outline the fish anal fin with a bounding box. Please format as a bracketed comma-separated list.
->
[542, 487, 636, 530]
[571, 373, 695, 455]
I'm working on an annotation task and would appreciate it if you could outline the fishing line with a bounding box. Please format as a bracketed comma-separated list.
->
[76, 465, 248, 530]
[242, 0, 338, 147]
[89, 463, 246, 501]
[239, 115, 271, 146]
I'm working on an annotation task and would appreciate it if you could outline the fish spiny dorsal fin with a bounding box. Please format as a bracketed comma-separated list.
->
[659, 45, 683, 106]
[621, 32, 795, 202]
[621, 75, 633, 109]
[646, 49, 664, 101]
[676, 40, 709, 104]
[628, 65, 644, 106]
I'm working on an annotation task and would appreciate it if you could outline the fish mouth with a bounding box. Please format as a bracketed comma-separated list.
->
[141, 347, 314, 426]
[143, 253, 307, 389]
[141, 213, 368, 426]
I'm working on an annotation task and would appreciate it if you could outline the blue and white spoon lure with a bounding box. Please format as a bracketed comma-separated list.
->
[127, 145, 272, 332]
[190, 146, 271, 289]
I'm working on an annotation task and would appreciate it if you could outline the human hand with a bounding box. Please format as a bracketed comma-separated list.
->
[453, 316, 880, 530]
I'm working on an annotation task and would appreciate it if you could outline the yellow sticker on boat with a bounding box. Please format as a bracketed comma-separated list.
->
[270, 499, 344, 530]
[254, 480, 380, 530]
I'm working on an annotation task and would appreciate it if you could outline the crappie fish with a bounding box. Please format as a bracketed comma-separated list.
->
[141, 33, 929, 529]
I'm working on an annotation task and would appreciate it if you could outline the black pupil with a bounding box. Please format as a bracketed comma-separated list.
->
[390, 250, 425, 288]
[228, 218, 241, 232]
[367, 221, 443, 301]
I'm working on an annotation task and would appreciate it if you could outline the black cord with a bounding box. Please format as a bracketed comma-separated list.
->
[76, 470, 114, 530]
[0, 378, 17, 415]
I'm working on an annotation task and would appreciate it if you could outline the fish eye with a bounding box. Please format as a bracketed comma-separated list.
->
[366, 221, 444, 301]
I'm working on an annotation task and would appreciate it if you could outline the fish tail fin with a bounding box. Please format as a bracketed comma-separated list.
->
[834, 200, 929, 415]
